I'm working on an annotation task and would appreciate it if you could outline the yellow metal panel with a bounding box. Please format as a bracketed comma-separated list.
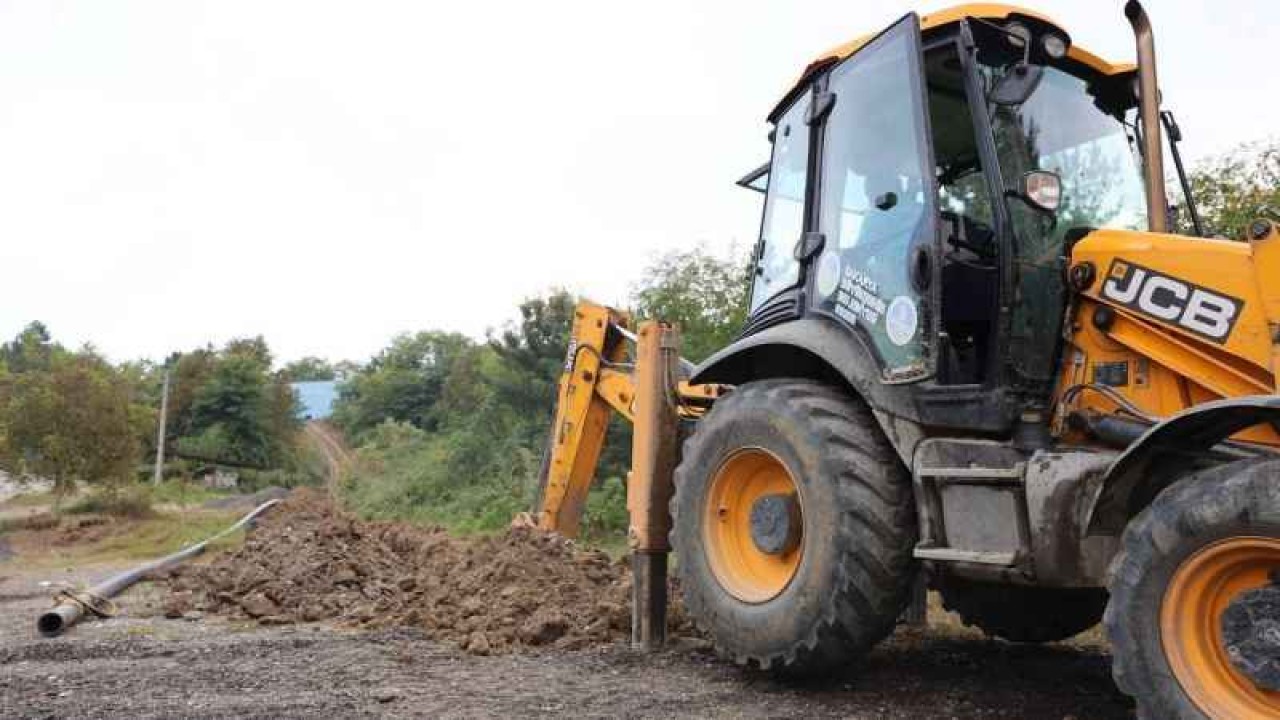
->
[1073, 229, 1274, 373]
[1055, 228, 1280, 449]
[1100, 308, 1270, 399]
[595, 368, 636, 422]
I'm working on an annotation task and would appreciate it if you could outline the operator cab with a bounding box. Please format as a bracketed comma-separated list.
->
[737, 5, 1148, 428]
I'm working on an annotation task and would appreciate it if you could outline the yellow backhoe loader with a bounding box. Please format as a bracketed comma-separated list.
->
[522, 4, 1280, 718]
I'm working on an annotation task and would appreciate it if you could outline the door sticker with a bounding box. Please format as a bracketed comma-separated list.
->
[834, 268, 886, 328]
[816, 251, 841, 299]
[885, 296, 918, 346]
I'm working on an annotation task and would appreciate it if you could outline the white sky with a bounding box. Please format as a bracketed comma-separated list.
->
[0, 0, 1274, 365]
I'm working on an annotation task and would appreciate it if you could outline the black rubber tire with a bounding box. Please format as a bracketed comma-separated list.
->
[937, 576, 1107, 642]
[670, 379, 917, 674]
[1105, 458, 1280, 720]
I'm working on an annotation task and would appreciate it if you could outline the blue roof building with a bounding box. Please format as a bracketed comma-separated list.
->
[292, 380, 339, 420]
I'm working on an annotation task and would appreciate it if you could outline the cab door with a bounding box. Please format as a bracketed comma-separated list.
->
[808, 14, 940, 382]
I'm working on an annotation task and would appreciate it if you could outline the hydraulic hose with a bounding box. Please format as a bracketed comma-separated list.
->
[37, 498, 281, 637]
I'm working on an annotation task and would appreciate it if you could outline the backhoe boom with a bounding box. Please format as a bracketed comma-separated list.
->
[524, 301, 719, 537]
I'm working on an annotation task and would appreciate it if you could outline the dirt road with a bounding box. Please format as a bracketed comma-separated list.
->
[0, 567, 1132, 719]
[302, 421, 353, 492]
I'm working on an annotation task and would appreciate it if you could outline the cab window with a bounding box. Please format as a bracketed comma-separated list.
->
[749, 95, 809, 311]
[811, 18, 936, 380]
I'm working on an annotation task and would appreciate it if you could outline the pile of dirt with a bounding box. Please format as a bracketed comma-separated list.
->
[163, 489, 696, 654]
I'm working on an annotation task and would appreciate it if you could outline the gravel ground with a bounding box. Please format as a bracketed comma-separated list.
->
[0, 561, 1134, 719]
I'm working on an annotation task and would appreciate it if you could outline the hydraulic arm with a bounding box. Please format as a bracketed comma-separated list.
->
[513, 300, 721, 649]
[522, 300, 720, 538]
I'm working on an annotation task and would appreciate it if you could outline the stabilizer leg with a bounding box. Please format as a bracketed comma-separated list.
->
[628, 321, 681, 650]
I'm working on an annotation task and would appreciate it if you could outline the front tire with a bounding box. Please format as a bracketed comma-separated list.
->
[1105, 459, 1280, 719]
[671, 379, 917, 674]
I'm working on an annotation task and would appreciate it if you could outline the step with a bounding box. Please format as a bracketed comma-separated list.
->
[916, 464, 1024, 485]
[913, 547, 1018, 566]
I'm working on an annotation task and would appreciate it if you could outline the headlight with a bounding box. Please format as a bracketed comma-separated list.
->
[1042, 33, 1068, 60]
[1005, 22, 1032, 49]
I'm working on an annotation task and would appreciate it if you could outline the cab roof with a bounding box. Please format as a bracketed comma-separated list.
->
[776, 3, 1135, 118]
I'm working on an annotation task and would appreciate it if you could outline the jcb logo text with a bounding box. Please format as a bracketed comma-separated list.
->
[1100, 260, 1242, 344]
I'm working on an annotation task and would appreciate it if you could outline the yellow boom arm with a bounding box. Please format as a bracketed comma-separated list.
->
[524, 301, 720, 537]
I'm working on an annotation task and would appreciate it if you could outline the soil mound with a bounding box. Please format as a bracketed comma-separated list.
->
[165, 489, 695, 654]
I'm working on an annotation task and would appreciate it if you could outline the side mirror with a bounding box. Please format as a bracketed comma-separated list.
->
[1020, 170, 1062, 213]
[989, 64, 1044, 106]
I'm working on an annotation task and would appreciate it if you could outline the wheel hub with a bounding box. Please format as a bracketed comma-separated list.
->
[1222, 573, 1280, 692]
[748, 493, 801, 555]
[1161, 536, 1280, 719]
[703, 448, 804, 603]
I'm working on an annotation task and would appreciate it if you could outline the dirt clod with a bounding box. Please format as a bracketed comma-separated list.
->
[239, 592, 278, 618]
[166, 489, 694, 654]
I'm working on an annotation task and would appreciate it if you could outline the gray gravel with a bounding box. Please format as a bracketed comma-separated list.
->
[0, 559, 1136, 720]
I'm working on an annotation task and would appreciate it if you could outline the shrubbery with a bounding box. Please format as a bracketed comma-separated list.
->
[336, 247, 748, 541]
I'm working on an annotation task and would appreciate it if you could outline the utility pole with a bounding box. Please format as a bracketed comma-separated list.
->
[152, 366, 172, 486]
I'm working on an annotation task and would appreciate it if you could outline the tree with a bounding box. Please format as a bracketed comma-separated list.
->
[169, 338, 301, 469]
[223, 336, 273, 370]
[182, 354, 273, 466]
[281, 356, 336, 382]
[489, 290, 577, 428]
[332, 331, 475, 439]
[0, 321, 60, 374]
[0, 351, 147, 496]
[165, 348, 217, 443]
[631, 246, 749, 362]
[1180, 139, 1280, 239]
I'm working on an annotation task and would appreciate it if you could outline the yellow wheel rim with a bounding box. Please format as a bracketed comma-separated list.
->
[1161, 536, 1280, 720]
[703, 448, 803, 603]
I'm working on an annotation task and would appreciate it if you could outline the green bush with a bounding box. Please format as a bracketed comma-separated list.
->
[339, 418, 632, 544]
[147, 479, 227, 506]
[581, 477, 629, 544]
[341, 420, 531, 533]
[65, 485, 156, 518]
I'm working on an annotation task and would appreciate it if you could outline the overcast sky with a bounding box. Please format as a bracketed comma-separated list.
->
[0, 0, 1274, 365]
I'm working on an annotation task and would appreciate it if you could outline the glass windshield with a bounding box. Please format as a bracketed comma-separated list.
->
[988, 67, 1147, 251]
[983, 64, 1146, 384]
[749, 95, 809, 311]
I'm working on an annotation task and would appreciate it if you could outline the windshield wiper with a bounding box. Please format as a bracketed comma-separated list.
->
[1161, 110, 1206, 237]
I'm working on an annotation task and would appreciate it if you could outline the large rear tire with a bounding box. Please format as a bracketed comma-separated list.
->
[937, 576, 1107, 643]
[671, 379, 917, 674]
[1105, 459, 1280, 720]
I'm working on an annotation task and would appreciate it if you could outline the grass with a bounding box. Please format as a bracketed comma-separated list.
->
[0, 477, 260, 573]
[2, 479, 230, 517]
[5, 507, 245, 571]
[0, 512, 60, 533]
[146, 480, 232, 507]
[0, 489, 60, 509]
[82, 510, 244, 562]
[64, 489, 156, 518]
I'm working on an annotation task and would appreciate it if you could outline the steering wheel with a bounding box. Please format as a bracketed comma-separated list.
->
[940, 210, 997, 259]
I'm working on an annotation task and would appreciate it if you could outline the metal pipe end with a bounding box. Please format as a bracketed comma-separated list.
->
[37, 602, 82, 637]
[37, 610, 66, 637]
